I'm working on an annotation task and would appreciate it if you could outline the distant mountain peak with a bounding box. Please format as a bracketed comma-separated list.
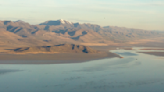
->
[15, 20, 24, 22]
[58, 19, 64, 21]
[57, 19, 73, 24]
[57, 19, 65, 23]
[14, 20, 27, 24]
[40, 19, 73, 25]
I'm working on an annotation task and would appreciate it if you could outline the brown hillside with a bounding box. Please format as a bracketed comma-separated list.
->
[1, 19, 164, 47]
[11, 44, 100, 54]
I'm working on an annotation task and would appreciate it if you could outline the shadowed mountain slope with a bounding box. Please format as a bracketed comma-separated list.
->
[11, 44, 99, 53]
[0, 19, 164, 47]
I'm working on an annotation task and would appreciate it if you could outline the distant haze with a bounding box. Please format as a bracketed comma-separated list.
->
[0, 0, 164, 30]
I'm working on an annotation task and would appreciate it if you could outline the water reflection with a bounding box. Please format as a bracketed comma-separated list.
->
[0, 48, 164, 92]
[76, 57, 141, 72]
[0, 69, 21, 75]
[71, 78, 164, 90]
[114, 52, 138, 56]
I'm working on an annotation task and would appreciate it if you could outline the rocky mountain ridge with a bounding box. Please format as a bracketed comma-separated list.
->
[0, 19, 164, 47]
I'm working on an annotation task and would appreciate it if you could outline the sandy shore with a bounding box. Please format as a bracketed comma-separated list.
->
[139, 49, 164, 50]
[139, 52, 164, 57]
[90, 46, 132, 51]
[0, 52, 120, 64]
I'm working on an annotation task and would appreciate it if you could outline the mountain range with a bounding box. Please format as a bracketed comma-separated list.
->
[0, 19, 164, 48]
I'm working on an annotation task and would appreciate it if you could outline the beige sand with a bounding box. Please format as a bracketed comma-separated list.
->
[139, 52, 164, 57]
[0, 52, 120, 64]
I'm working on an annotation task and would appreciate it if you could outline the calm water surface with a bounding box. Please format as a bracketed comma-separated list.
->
[0, 48, 164, 92]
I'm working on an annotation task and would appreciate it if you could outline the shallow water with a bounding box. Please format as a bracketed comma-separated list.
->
[0, 49, 164, 92]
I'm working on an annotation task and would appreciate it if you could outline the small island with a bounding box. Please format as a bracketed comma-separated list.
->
[0, 44, 120, 64]
[10, 44, 100, 54]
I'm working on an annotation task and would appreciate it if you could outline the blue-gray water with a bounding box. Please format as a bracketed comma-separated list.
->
[0, 49, 164, 92]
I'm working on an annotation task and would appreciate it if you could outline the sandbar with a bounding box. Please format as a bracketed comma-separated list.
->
[0, 52, 120, 64]
[139, 52, 164, 57]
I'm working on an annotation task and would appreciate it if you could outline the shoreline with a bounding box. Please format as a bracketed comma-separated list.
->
[138, 52, 164, 57]
[0, 52, 120, 64]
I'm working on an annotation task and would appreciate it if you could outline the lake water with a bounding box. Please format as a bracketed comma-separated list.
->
[0, 49, 164, 92]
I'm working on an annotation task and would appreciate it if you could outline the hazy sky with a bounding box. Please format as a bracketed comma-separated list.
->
[0, 0, 164, 30]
